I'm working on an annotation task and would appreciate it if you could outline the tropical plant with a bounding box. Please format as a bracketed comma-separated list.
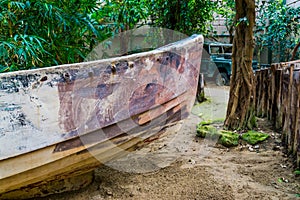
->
[0, 0, 101, 72]
[94, 0, 149, 33]
[216, 0, 235, 43]
[92, 0, 150, 55]
[0, 0, 222, 72]
[255, 0, 300, 62]
[147, 0, 217, 36]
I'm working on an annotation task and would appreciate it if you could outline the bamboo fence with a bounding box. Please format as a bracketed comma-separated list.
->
[255, 60, 300, 166]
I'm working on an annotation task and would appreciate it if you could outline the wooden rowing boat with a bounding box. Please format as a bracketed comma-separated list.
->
[0, 34, 203, 199]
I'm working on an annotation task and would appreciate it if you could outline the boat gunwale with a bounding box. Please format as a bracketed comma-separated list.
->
[0, 35, 203, 77]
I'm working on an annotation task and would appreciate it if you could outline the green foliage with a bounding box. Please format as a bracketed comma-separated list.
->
[0, 0, 101, 71]
[241, 130, 269, 145]
[215, 0, 235, 41]
[294, 170, 300, 175]
[92, 0, 150, 56]
[0, 0, 155, 72]
[147, 0, 216, 36]
[216, 0, 235, 23]
[93, 0, 149, 34]
[0, 0, 219, 72]
[256, 0, 300, 62]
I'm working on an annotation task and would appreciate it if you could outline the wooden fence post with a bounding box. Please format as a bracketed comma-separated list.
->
[274, 69, 283, 130]
[262, 69, 269, 117]
[254, 60, 300, 167]
[269, 64, 277, 121]
[196, 73, 205, 102]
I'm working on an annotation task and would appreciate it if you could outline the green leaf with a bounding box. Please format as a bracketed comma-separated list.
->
[294, 170, 300, 175]
[0, 65, 9, 73]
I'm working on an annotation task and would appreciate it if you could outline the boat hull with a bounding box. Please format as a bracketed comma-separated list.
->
[0, 35, 203, 199]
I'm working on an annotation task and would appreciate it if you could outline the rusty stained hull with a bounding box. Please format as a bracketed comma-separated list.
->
[0, 35, 203, 199]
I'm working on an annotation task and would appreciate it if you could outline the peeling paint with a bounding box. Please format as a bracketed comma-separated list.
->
[0, 35, 203, 161]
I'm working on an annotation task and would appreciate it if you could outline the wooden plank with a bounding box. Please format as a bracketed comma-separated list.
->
[261, 69, 269, 117]
[274, 69, 283, 130]
[255, 69, 262, 116]
[281, 67, 293, 146]
[288, 66, 299, 153]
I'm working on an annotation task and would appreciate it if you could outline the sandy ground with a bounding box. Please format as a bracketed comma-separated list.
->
[34, 85, 300, 200]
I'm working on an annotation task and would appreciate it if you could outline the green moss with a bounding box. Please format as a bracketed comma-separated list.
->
[245, 107, 257, 130]
[250, 115, 258, 128]
[198, 120, 212, 126]
[196, 124, 218, 138]
[241, 130, 269, 145]
[197, 119, 224, 126]
[193, 97, 212, 107]
[218, 130, 239, 147]
[202, 97, 212, 103]
[196, 121, 239, 147]
[197, 90, 206, 102]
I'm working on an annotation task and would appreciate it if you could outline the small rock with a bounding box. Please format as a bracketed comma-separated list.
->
[253, 145, 260, 149]
[271, 133, 275, 138]
[239, 146, 244, 151]
[273, 145, 281, 151]
[188, 159, 196, 164]
[280, 164, 287, 168]
[248, 146, 254, 152]
[282, 177, 289, 183]
[278, 177, 289, 183]
[273, 184, 280, 189]
[158, 144, 167, 150]
[106, 190, 113, 196]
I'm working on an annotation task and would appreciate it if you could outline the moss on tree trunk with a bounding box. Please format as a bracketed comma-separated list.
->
[224, 0, 256, 130]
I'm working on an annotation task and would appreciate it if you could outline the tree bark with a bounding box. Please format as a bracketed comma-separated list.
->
[224, 0, 256, 130]
[291, 41, 300, 61]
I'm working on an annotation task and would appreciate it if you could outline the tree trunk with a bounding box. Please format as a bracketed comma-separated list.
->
[291, 41, 300, 61]
[224, 0, 256, 130]
[228, 25, 234, 44]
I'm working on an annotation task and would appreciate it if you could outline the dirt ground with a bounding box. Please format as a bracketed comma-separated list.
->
[36, 85, 300, 200]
